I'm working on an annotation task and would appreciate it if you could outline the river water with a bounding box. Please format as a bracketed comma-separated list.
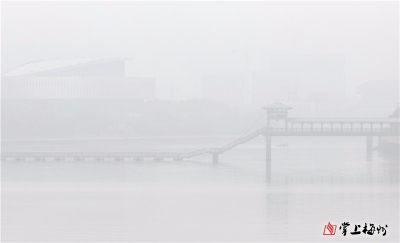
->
[1, 136, 399, 241]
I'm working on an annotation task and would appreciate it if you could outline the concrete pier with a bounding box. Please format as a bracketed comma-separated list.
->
[265, 135, 271, 162]
[265, 135, 272, 182]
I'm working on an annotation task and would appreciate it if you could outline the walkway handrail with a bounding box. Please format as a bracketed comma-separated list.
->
[3, 126, 398, 160]
[218, 127, 266, 154]
[184, 148, 209, 158]
[266, 127, 399, 133]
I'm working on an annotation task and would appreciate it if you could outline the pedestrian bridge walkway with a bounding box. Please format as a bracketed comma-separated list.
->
[2, 120, 398, 162]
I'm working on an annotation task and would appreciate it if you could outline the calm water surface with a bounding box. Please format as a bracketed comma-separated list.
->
[1, 136, 399, 241]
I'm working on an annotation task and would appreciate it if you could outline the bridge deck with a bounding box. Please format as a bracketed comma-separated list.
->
[265, 128, 399, 136]
[287, 117, 400, 123]
[2, 127, 398, 160]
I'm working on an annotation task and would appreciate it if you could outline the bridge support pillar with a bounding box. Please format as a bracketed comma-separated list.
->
[265, 135, 271, 162]
[366, 136, 373, 151]
[212, 153, 218, 163]
[265, 135, 272, 182]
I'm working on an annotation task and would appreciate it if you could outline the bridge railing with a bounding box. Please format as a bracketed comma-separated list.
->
[3, 126, 397, 160]
[184, 148, 209, 158]
[267, 128, 398, 133]
[0, 151, 209, 159]
[212, 127, 267, 154]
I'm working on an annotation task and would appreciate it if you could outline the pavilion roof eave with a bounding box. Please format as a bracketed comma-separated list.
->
[262, 102, 292, 110]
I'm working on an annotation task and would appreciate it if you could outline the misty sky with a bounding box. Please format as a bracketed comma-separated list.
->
[2, 1, 399, 99]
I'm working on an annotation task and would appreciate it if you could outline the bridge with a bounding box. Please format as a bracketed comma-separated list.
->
[2, 103, 399, 163]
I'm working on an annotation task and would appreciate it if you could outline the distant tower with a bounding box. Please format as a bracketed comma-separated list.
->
[262, 102, 292, 130]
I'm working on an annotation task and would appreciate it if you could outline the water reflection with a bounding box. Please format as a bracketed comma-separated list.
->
[266, 158, 271, 183]
[1, 137, 399, 241]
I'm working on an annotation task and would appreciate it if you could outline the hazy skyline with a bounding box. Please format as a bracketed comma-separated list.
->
[2, 2, 399, 242]
[2, 1, 399, 99]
